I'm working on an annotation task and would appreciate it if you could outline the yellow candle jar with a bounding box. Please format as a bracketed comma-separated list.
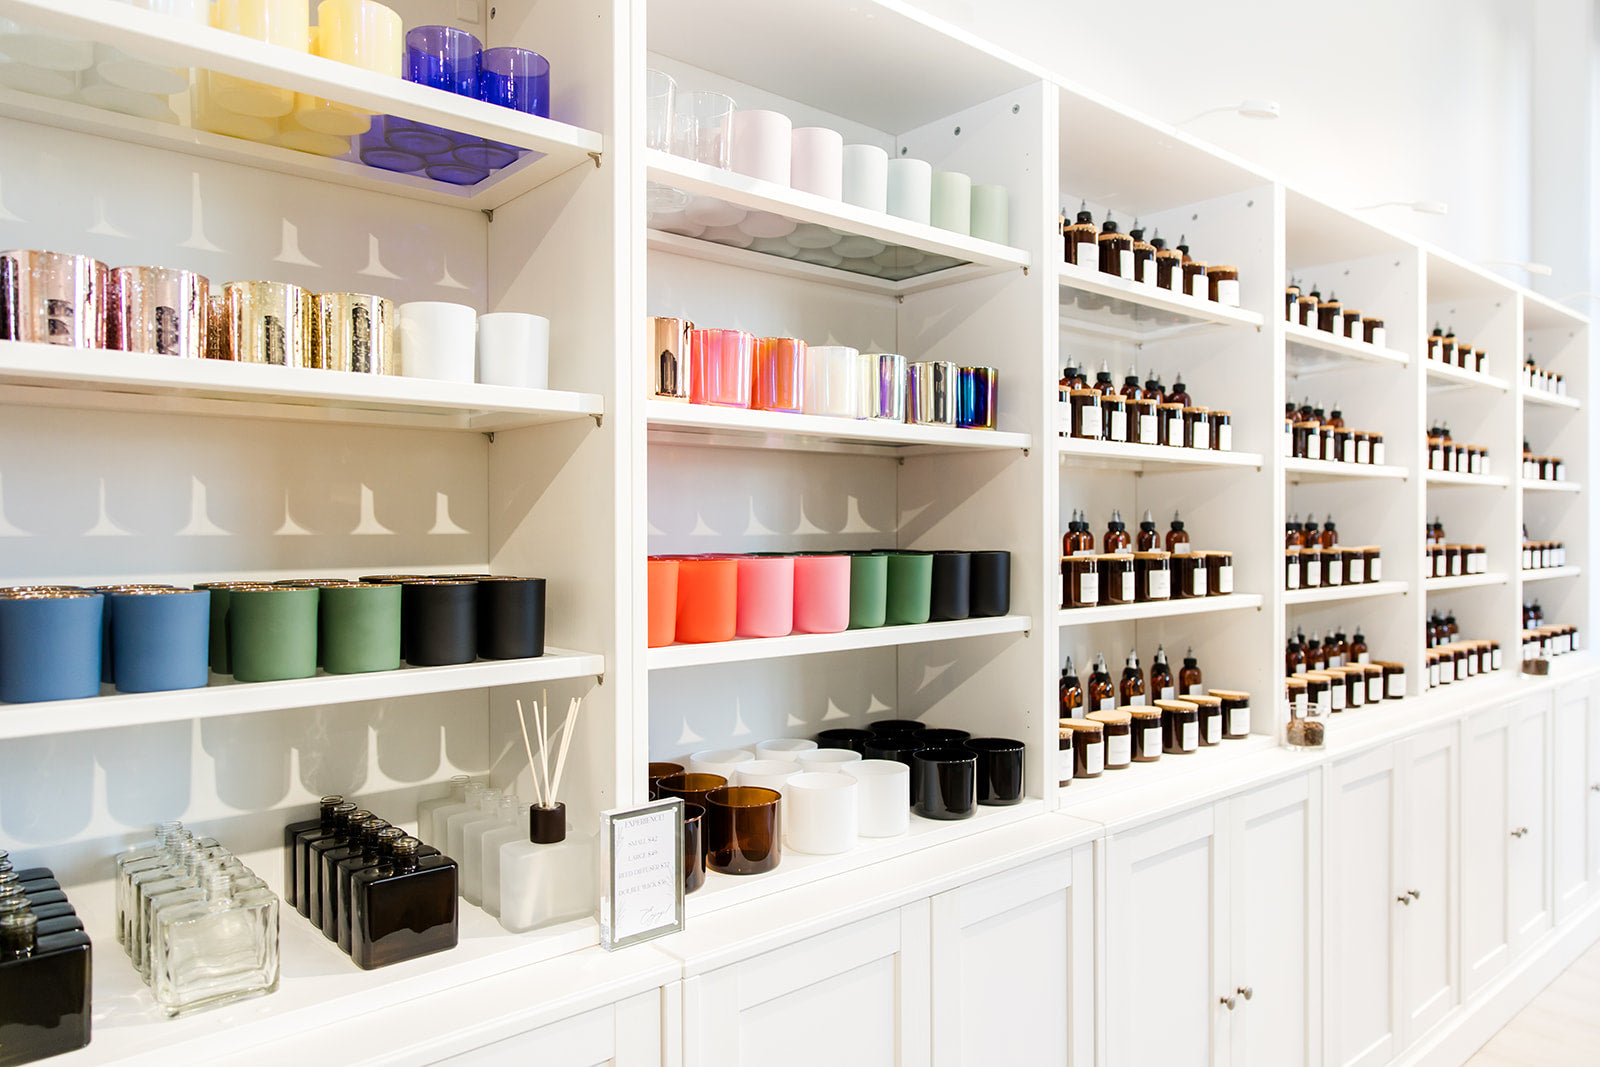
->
[295, 1, 403, 135]
[210, 0, 311, 118]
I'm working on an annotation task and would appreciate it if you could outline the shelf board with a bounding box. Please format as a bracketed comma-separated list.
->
[1284, 322, 1410, 374]
[1424, 573, 1509, 593]
[644, 149, 1029, 295]
[1521, 387, 1581, 410]
[0, 342, 603, 432]
[1056, 433, 1264, 473]
[0, 648, 606, 740]
[1057, 594, 1263, 627]
[1283, 580, 1410, 606]
[1524, 480, 1582, 494]
[1425, 471, 1510, 489]
[646, 615, 1031, 671]
[645, 399, 1030, 456]
[1522, 566, 1583, 583]
[1424, 359, 1510, 393]
[0, 0, 604, 211]
[1056, 262, 1264, 341]
[1284, 457, 1410, 483]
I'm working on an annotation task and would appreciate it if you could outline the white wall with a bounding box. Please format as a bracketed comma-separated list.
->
[903, 0, 1540, 269]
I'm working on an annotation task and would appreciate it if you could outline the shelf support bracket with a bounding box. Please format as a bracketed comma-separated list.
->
[482, 208, 494, 223]
[595, 672, 605, 686]
[588, 151, 603, 169]
[484, 431, 495, 443]
[592, 413, 604, 428]
[1022, 265, 1029, 276]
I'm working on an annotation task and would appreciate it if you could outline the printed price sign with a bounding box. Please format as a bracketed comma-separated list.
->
[599, 798, 685, 949]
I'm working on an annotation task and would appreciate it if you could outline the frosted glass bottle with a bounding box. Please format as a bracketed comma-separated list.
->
[151, 869, 279, 1018]
[416, 775, 470, 847]
[480, 802, 531, 918]
[438, 783, 487, 858]
[461, 794, 517, 907]
[498, 803, 597, 933]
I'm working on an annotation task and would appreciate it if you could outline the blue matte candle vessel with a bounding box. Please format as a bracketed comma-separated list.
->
[0, 592, 103, 703]
[109, 589, 211, 693]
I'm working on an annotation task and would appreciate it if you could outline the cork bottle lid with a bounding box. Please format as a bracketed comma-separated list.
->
[1059, 717, 1105, 735]
[1208, 689, 1250, 701]
[1088, 709, 1132, 725]
[1153, 699, 1199, 712]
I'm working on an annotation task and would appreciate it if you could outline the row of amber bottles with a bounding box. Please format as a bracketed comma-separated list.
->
[1061, 205, 1240, 304]
[1285, 626, 1367, 675]
[1066, 509, 1191, 556]
[1284, 282, 1387, 347]
[1059, 646, 1205, 716]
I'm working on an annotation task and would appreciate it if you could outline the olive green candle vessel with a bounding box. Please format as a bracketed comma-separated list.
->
[884, 552, 933, 625]
[228, 586, 319, 682]
[319, 582, 401, 674]
[849, 552, 888, 629]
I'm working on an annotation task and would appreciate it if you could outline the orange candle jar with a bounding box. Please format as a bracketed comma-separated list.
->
[674, 557, 738, 643]
[647, 557, 679, 647]
[754, 335, 806, 413]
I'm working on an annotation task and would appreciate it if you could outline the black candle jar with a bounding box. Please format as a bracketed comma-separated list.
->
[968, 551, 1011, 617]
[911, 747, 978, 820]
[475, 576, 546, 660]
[965, 737, 1025, 805]
[815, 727, 874, 753]
[401, 579, 478, 666]
[929, 551, 972, 621]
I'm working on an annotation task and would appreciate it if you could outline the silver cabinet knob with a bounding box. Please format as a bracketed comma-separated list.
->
[1237, 986, 1254, 1001]
[1220, 995, 1237, 1010]
[1397, 895, 1412, 906]
[1407, 889, 1421, 900]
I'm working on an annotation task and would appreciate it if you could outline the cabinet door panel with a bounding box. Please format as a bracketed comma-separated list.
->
[1460, 708, 1510, 996]
[1104, 807, 1224, 1067]
[1588, 683, 1600, 886]
[1230, 773, 1321, 1067]
[1327, 747, 1397, 1067]
[930, 848, 1091, 1067]
[1399, 726, 1456, 1045]
[1508, 698, 1552, 956]
[1552, 686, 1590, 921]
[432, 999, 645, 1066]
[684, 905, 930, 1067]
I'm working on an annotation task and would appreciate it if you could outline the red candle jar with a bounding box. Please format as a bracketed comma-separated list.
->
[689, 328, 755, 407]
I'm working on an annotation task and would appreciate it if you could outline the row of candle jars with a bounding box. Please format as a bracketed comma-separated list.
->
[1284, 282, 1386, 348]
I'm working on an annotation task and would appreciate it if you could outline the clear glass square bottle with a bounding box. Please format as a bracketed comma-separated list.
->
[150, 869, 279, 1018]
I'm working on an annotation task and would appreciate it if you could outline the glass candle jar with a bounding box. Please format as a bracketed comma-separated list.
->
[1182, 259, 1207, 299]
[1190, 695, 1224, 746]
[1155, 699, 1199, 754]
[1183, 406, 1209, 449]
[1205, 551, 1233, 596]
[1210, 689, 1251, 738]
[1063, 556, 1099, 609]
[1127, 706, 1163, 761]
[1133, 552, 1172, 602]
[1172, 553, 1207, 599]
[1086, 710, 1132, 769]
[1060, 718, 1104, 779]
[1363, 317, 1385, 347]
[1069, 389, 1101, 440]
[1098, 554, 1135, 606]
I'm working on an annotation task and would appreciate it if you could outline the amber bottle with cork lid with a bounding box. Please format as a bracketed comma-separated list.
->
[1133, 552, 1171, 602]
[1063, 203, 1097, 267]
[1155, 699, 1200, 754]
[1183, 405, 1210, 449]
[1442, 325, 1456, 363]
[1157, 401, 1185, 446]
[1129, 224, 1156, 285]
[1317, 292, 1341, 333]
[1127, 706, 1163, 762]
[1087, 709, 1133, 769]
[1097, 216, 1133, 278]
[1098, 554, 1134, 606]
[1208, 265, 1240, 306]
[1179, 647, 1203, 696]
[1204, 550, 1233, 596]
[1363, 317, 1385, 347]
[1298, 286, 1320, 327]
[1069, 388, 1101, 440]
[1062, 555, 1095, 607]
[1173, 552, 1207, 599]
[1057, 727, 1075, 786]
[1152, 232, 1182, 290]
[1210, 410, 1231, 450]
[1180, 246, 1207, 298]
[1457, 344, 1473, 371]
[1211, 689, 1251, 739]
[1060, 718, 1105, 779]
[1341, 305, 1362, 339]
[1428, 324, 1444, 360]
[1100, 389, 1126, 442]
[1190, 694, 1224, 745]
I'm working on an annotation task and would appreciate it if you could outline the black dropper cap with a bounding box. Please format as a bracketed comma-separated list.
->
[1095, 362, 1113, 385]
[1323, 516, 1337, 532]
[1076, 200, 1093, 225]
[1183, 647, 1198, 668]
[1130, 220, 1146, 241]
[1432, 323, 1444, 337]
[1177, 235, 1190, 255]
[1151, 230, 1167, 250]
[1170, 511, 1185, 532]
[1101, 216, 1122, 234]
[1139, 511, 1157, 535]
[1330, 405, 1343, 421]
[1153, 645, 1169, 666]
[1124, 368, 1141, 387]
[1145, 368, 1163, 392]
[530, 802, 567, 845]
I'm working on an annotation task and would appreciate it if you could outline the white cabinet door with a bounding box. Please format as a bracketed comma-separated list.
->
[1397, 724, 1457, 1048]
[1326, 745, 1399, 1067]
[1104, 806, 1227, 1067]
[683, 905, 931, 1067]
[1507, 695, 1553, 957]
[1552, 681, 1591, 921]
[433, 993, 662, 1066]
[1460, 706, 1511, 996]
[929, 846, 1094, 1067]
[1589, 681, 1600, 887]
[1228, 772, 1322, 1067]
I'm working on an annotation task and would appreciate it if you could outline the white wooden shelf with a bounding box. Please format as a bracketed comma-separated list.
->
[647, 615, 1032, 671]
[0, 647, 606, 740]
[1284, 457, 1410, 483]
[1057, 594, 1263, 627]
[1424, 573, 1509, 593]
[1056, 262, 1264, 341]
[0, 0, 604, 210]
[1424, 359, 1510, 393]
[0, 342, 604, 432]
[1425, 470, 1510, 488]
[1521, 387, 1580, 410]
[1524, 480, 1582, 493]
[645, 149, 1029, 295]
[1522, 566, 1583, 583]
[1284, 322, 1410, 373]
[1283, 579, 1410, 606]
[1056, 434, 1264, 473]
[645, 399, 1030, 456]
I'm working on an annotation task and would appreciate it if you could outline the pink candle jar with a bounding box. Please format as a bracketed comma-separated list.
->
[754, 336, 806, 413]
[735, 555, 795, 638]
[689, 328, 755, 407]
[792, 554, 851, 634]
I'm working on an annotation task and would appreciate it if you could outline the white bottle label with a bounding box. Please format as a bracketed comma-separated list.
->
[1205, 717, 1221, 744]
[1356, 439, 1370, 464]
[1121, 572, 1134, 602]
[1229, 706, 1249, 735]
[1429, 446, 1440, 470]
[1326, 564, 1342, 586]
[1079, 237, 1098, 266]
[1098, 697, 1116, 712]
[1193, 570, 1207, 596]
[1108, 733, 1131, 765]
[1330, 653, 1344, 669]
[1082, 400, 1100, 439]
[1350, 559, 1364, 583]
[1217, 424, 1231, 451]
[1306, 560, 1321, 587]
[1182, 721, 1198, 750]
[1369, 326, 1385, 348]
[1367, 676, 1381, 702]
[1371, 557, 1381, 581]
[1119, 249, 1135, 279]
[1144, 726, 1163, 754]
[1329, 684, 1345, 711]
[1307, 433, 1321, 461]
[1429, 662, 1440, 687]
[1386, 673, 1404, 699]
[1086, 740, 1104, 775]
[1373, 442, 1385, 464]
[1128, 693, 1147, 706]
[1282, 422, 1292, 456]
[1079, 572, 1099, 604]
[1148, 571, 1170, 599]
[1286, 564, 1299, 589]
[1470, 452, 1482, 474]
[1140, 413, 1157, 443]
[1215, 278, 1240, 307]
[1358, 652, 1371, 665]
[1318, 691, 1332, 718]
[1159, 686, 1175, 701]
[1217, 565, 1233, 593]
[1349, 683, 1363, 707]
[1442, 658, 1455, 683]
[1109, 410, 1126, 442]
[1186, 684, 1204, 697]
[1293, 693, 1309, 718]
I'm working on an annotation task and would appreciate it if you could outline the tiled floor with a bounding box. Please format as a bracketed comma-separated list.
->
[1464, 937, 1600, 1065]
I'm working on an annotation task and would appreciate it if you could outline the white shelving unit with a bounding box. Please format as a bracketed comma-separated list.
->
[0, 0, 1589, 1062]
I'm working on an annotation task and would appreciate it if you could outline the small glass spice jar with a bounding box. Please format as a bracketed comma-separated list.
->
[1133, 551, 1172, 602]
[1128, 706, 1163, 761]
[1125, 397, 1153, 444]
[1199, 551, 1230, 596]
[1292, 421, 1320, 460]
[1060, 718, 1105, 779]
[1284, 548, 1301, 590]
[1363, 546, 1381, 582]
[1183, 406, 1210, 449]
[1155, 699, 1200, 754]
[1172, 552, 1207, 599]
[1309, 669, 1345, 713]
[1182, 258, 1208, 299]
[1285, 677, 1310, 721]
[1286, 694, 1324, 749]
[1297, 292, 1318, 327]
[1298, 672, 1331, 718]
[1352, 430, 1371, 464]
[1063, 556, 1099, 609]
[1317, 295, 1342, 332]
[1300, 546, 1322, 588]
[1338, 666, 1365, 708]
[1156, 402, 1185, 446]
[1210, 689, 1251, 738]
[1087, 710, 1133, 769]
[1363, 317, 1385, 348]
[1342, 547, 1365, 585]
[1368, 432, 1385, 465]
[1100, 392, 1126, 443]
[1209, 410, 1232, 451]
[1190, 694, 1224, 746]
[1323, 549, 1343, 587]
[1069, 389, 1101, 440]
[1098, 554, 1135, 606]
[1207, 265, 1240, 306]
[1377, 660, 1405, 700]
[1341, 307, 1362, 339]
[1361, 664, 1383, 704]
[1331, 427, 1353, 463]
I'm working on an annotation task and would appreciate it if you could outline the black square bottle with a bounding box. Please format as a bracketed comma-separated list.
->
[350, 835, 458, 970]
[0, 899, 92, 1066]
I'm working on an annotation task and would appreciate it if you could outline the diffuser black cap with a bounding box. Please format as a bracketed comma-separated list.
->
[530, 802, 567, 845]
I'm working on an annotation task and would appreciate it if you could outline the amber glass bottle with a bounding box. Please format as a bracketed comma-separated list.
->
[1059, 657, 1083, 717]
[1149, 645, 1175, 701]
[1166, 512, 1190, 554]
[1137, 511, 1159, 552]
[1103, 511, 1131, 554]
[1349, 627, 1369, 664]
[1165, 375, 1191, 407]
[1088, 653, 1116, 712]
[1097, 217, 1132, 277]
[1320, 516, 1338, 549]
[1119, 649, 1147, 705]
[1179, 648, 1203, 696]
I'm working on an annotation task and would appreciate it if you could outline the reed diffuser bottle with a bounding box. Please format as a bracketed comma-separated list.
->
[499, 695, 597, 933]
